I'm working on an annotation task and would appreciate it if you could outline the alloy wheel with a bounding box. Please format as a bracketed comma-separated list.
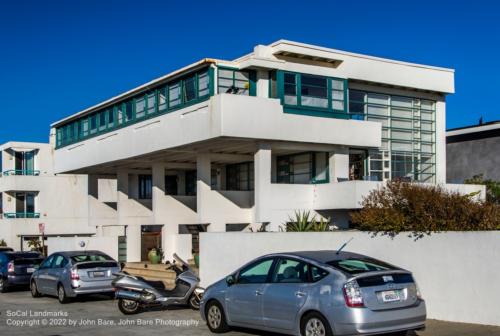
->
[207, 305, 222, 329]
[58, 286, 65, 301]
[0, 278, 4, 292]
[305, 317, 326, 336]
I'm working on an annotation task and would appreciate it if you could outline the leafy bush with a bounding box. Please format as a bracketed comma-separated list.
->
[282, 210, 332, 232]
[0, 239, 7, 247]
[464, 174, 500, 204]
[350, 180, 500, 239]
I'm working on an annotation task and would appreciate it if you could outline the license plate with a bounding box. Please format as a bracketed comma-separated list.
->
[381, 290, 401, 302]
[26, 268, 35, 273]
[92, 271, 105, 277]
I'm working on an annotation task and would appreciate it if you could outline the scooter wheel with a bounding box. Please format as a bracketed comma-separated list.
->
[188, 293, 201, 310]
[118, 298, 141, 315]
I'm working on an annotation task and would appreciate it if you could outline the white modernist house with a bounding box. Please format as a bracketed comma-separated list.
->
[0, 141, 108, 251]
[50, 40, 483, 262]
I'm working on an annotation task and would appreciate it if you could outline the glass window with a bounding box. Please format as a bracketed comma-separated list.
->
[301, 74, 328, 108]
[314, 152, 328, 182]
[331, 78, 345, 111]
[169, 82, 181, 108]
[284, 73, 297, 105]
[272, 258, 309, 283]
[269, 70, 278, 98]
[311, 265, 329, 282]
[226, 162, 254, 191]
[184, 76, 197, 102]
[40, 256, 54, 269]
[327, 258, 396, 275]
[70, 253, 112, 262]
[198, 71, 209, 97]
[147, 92, 156, 114]
[158, 87, 167, 112]
[277, 152, 329, 184]
[81, 119, 89, 137]
[89, 115, 97, 134]
[238, 258, 274, 284]
[135, 96, 145, 119]
[218, 68, 250, 95]
[26, 193, 35, 213]
[52, 255, 68, 268]
[138, 175, 152, 199]
[107, 109, 114, 128]
[99, 112, 106, 131]
[117, 104, 125, 125]
[125, 101, 133, 122]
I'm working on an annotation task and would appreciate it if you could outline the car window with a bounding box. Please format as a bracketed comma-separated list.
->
[327, 258, 396, 275]
[272, 258, 309, 283]
[71, 254, 112, 263]
[52, 255, 68, 268]
[40, 256, 54, 269]
[238, 258, 274, 284]
[311, 265, 329, 282]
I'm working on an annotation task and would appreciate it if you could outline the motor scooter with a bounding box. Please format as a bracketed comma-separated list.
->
[112, 253, 204, 314]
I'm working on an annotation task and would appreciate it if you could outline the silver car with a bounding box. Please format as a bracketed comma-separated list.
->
[200, 251, 426, 336]
[30, 250, 120, 303]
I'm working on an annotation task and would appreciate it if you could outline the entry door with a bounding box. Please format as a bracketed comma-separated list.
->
[226, 258, 275, 326]
[262, 258, 310, 330]
[16, 193, 25, 214]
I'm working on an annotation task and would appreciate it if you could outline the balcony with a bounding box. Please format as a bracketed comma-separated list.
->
[1, 170, 40, 176]
[2, 212, 41, 219]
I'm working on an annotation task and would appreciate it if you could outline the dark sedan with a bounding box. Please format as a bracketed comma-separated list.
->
[0, 251, 43, 292]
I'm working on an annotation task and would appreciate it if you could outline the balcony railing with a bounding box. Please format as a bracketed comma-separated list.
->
[3, 212, 41, 219]
[1, 170, 40, 176]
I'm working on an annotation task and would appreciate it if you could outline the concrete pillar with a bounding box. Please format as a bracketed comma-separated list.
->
[152, 163, 165, 224]
[256, 70, 269, 98]
[196, 153, 211, 223]
[254, 144, 272, 223]
[330, 146, 350, 182]
[435, 98, 446, 184]
[117, 170, 140, 262]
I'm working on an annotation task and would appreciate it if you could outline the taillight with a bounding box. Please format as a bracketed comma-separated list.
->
[7, 262, 14, 274]
[415, 281, 423, 300]
[70, 268, 80, 280]
[343, 280, 364, 308]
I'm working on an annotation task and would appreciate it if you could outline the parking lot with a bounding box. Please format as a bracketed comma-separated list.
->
[0, 291, 499, 336]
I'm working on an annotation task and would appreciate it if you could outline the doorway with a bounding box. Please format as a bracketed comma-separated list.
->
[349, 150, 367, 181]
[141, 225, 163, 261]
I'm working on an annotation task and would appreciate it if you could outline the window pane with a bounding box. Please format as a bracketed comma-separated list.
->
[314, 152, 328, 182]
[107, 109, 114, 127]
[367, 93, 389, 105]
[147, 93, 156, 114]
[158, 88, 167, 111]
[169, 83, 181, 107]
[184, 76, 197, 102]
[331, 79, 344, 90]
[135, 97, 145, 119]
[301, 75, 327, 109]
[332, 100, 344, 110]
[272, 259, 309, 283]
[198, 72, 209, 97]
[238, 259, 274, 284]
[391, 96, 413, 108]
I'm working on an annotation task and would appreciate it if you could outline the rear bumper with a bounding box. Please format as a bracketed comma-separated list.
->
[68, 280, 114, 297]
[7, 274, 32, 286]
[329, 300, 427, 335]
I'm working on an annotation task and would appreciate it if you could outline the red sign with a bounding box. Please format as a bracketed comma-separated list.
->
[38, 223, 45, 235]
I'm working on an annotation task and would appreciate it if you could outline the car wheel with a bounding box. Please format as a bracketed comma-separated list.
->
[118, 298, 141, 315]
[205, 300, 229, 333]
[0, 278, 8, 293]
[301, 312, 333, 336]
[188, 293, 201, 310]
[57, 284, 69, 304]
[30, 280, 41, 298]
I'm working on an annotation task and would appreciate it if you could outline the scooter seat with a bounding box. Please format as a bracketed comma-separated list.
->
[137, 277, 166, 290]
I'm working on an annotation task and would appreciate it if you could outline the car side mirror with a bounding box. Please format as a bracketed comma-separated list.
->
[226, 275, 236, 286]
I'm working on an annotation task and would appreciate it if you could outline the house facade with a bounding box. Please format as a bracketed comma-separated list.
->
[50, 40, 484, 262]
[447, 121, 500, 183]
[0, 142, 113, 251]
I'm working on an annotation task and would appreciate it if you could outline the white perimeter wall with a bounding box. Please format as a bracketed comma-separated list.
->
[47, 236, 119, 261]
[200, 231, 500, 326]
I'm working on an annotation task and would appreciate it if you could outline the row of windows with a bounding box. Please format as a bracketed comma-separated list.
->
[56, 68, 213, 148]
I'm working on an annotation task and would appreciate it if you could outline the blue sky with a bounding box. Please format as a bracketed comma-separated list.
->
[0, 0, 499, 144]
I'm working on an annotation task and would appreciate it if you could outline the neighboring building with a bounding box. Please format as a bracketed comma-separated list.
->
[447, 120, 500, 183]
[0, 141, 115, 251]
[50, 40, 484, 262]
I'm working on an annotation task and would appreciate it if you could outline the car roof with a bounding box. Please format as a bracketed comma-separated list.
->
[2, 251, 42, 258]
[266, 250, 369, 263]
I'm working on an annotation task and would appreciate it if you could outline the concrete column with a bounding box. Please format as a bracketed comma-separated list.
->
[435, 98, 446, 184]
[152, 163, 166, 224]
[196, 153, 211, 223]
[256, 70, 269, 98]
[117, 170, 129, 219]
[330, 146, 350, 182]
[254, 144, 272, 223]
[117, 170, 139, 262]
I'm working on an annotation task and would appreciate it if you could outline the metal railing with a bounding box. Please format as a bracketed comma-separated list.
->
[1, 170, 40, 176]
[3, 212, 41, 219]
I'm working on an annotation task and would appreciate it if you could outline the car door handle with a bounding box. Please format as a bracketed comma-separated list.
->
[295, 291, 306, 297]
[255, 290, 263, 296]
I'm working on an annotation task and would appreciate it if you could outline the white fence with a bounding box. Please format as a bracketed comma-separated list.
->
[200, 231, 500, 326]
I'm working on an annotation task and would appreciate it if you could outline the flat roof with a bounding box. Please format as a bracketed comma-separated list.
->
[447, 121, 500, 136]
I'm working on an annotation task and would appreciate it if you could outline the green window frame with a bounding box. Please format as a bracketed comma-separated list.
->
[277, 152, 329, 184]
[55, 67, 215, 148]
[217, 67, 256, 96]
[277, 71, 347, 119]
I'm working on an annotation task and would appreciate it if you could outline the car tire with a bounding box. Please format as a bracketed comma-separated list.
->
[57, 284, 70, 304]
[301, 312, 333, 336]
[205, 300, 230, 333]
[0, 277, 8, 293]
[30, 280, 41, 298]
[117, 298, 141, 315]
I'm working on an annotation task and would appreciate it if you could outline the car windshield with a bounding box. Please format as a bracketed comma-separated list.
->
[327, 258, 397, 275]
[70, 254, 112, 263]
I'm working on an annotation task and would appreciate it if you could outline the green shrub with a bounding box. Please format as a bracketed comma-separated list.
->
[464, 174, 500, 204]
[282, 210, 331, 232]
[350, 180, 500, 239]
[0, 239, 7, 247]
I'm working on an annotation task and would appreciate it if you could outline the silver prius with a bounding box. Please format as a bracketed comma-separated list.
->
[200, 251, 426, 336]
[30, 250, 120, 303]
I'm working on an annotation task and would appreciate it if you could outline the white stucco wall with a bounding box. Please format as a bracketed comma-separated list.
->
[200, 231, 500, 326]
